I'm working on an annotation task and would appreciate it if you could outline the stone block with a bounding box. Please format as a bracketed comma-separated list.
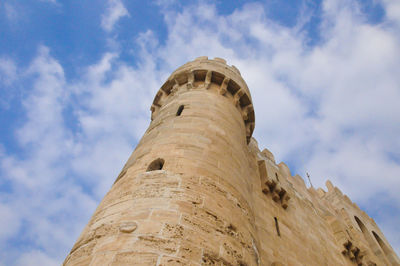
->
[111, 251, 158, 265]
[64, 58, 399, 266]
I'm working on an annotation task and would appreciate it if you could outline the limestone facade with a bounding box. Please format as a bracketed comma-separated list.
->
[64, 57, 400, 265]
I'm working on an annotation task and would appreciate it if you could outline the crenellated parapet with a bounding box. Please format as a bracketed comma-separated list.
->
[151, 56, 255, 143]
[65, 57, 400, 266]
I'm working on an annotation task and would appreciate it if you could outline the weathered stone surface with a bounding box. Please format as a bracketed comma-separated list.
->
[119, 222, 137, 233]
[64, 58, 399, 266]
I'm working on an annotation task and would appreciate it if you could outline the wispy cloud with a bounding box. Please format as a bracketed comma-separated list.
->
[3, 2, 18, 21]
[101, 0, 129, 32]
[380, 0, 400, 25]
[0, 46, 98, 265]
[0, 57, 17, 86]
[0, 43, 159, 264]
[38, 0, 58, 4]
[15, 250, 59, 266]
[0, 0, 399, 264]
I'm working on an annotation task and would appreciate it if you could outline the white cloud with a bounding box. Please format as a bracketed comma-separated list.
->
[1, 0, 400, 264]
[39, 0, 57, 3]
[0, 203, 20, 240]
[125, 0, 400, 254]
[0, 57, 17, 86]
[381, 0, 400, 25]
[3, 3, 17, 22]
[101, 0, 129, 32]
[0, 46, 98, 264]
[15, 250, 58, 266]
[0, 41, 162, 264]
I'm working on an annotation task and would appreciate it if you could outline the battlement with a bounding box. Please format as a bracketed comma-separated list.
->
[151, 57, 255, 143]
[252, 143, 400, 265]
[65, 58, 399, 266]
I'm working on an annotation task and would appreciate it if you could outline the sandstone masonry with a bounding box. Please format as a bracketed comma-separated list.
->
[64, 57, 400, 266]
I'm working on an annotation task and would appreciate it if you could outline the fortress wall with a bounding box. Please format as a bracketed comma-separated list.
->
[318, 181, 399, 265]
[248, 142, 347, 265]
[64, 57, 399, 266]
[249, 139, 399, 265]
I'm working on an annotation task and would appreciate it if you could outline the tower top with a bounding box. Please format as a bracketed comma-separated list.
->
[151, 56, 255, 142]
[66, 57, 400, 266]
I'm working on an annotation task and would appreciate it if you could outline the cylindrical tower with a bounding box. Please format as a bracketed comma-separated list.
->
[64, 57, 258, 265]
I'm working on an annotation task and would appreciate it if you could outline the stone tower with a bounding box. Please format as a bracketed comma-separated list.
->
[64, 57, 399, 265]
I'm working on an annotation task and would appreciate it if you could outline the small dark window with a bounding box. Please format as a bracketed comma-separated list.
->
[274, 217, 280, 237]
[176, 105, 184, 116]
[147, 158, 165, 171]
[275, 173, 279, 181]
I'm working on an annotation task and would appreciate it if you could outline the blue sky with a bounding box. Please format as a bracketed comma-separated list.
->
[1, 0, 400, 264]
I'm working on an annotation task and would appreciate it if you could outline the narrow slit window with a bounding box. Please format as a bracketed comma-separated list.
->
[372, 231, 396, 264]
[275, 173, 279, 181]
[354, 216, 383, 259]
[147, 158, 165, 171]
[274, 217, 281, 237]
[176, 105, 184, 116]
